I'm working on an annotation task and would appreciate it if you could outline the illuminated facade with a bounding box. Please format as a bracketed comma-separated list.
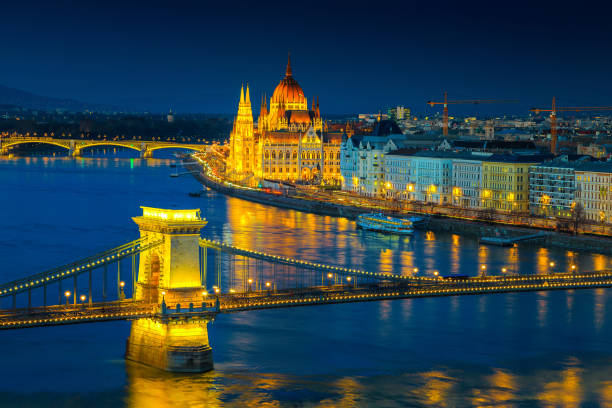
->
[228, 56, 342, 183]
[482, 155, 542, 212]
[575, 162, 612, 223]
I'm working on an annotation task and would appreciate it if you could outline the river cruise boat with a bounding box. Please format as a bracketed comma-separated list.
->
[356, 213, 414, 235]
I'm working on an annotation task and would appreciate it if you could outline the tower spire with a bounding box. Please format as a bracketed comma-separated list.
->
[245, 83, 251, 104]
[240, 84, 244, 104]
[285, 52, 292, 77]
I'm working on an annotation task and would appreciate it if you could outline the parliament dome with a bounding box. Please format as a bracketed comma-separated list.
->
[270, 55, 306, 107]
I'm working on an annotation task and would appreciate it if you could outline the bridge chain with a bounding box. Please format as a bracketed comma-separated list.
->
[0, 238, 163, 298]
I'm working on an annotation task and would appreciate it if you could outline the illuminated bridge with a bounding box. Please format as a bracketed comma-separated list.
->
[1, 207, 611, 372]
[0, 136, 207, 158]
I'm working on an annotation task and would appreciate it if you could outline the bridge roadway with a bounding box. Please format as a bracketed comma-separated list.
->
[3, 270, 612, 329]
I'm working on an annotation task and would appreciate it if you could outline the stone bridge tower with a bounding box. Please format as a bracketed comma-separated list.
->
[126, 207, 213, 373]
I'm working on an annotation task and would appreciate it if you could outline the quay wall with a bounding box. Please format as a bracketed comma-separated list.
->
[185, 162, 612, 256]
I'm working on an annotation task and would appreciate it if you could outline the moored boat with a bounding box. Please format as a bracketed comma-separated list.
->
[356, 213, 414, 235]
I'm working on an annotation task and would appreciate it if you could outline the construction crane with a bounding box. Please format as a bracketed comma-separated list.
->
[530, 97, 612, 154]
[427, 92, 518, 137]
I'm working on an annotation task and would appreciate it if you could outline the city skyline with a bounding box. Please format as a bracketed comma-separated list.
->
[2, 1, 612, 114]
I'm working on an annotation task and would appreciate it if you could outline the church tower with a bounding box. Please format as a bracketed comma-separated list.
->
[229, 84, 254, 175]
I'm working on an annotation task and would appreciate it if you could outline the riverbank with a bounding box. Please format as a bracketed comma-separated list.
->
[185, 160, 612, 256]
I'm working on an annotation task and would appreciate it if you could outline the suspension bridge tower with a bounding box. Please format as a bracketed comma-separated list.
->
[126, 207, 213, 372]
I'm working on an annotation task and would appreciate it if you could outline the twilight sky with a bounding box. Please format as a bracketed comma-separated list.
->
[2, 0, 611, 115]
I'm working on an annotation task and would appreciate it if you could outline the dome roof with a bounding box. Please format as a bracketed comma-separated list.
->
[271, 55, 306, 105]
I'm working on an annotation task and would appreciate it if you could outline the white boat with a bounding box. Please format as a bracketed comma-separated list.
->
[356, 213, 414, 235]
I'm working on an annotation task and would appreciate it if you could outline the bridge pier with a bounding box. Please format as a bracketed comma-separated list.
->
[125, 317, 213, 373]
[140, 149, 153, 159]
[128, 207, 212, 372]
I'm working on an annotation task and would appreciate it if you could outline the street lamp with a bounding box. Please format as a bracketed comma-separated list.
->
[119, 281, 126, 300]
[571, 264, 577, 273]
[480, 265, 487, 277]
[433, 270, 439, 278]
[64, 290, 71, 306]
[501, 267, 507, 274]
[80, 294, 86, 304]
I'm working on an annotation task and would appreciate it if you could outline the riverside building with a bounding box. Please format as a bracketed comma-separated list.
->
[481, 155, 545, 213]
[575, 162, 612, 223]
[340, 119, 406, 197]
[528, 156, 587, 218]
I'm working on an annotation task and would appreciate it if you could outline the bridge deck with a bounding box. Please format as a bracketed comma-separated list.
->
[3, 271, 612, 329]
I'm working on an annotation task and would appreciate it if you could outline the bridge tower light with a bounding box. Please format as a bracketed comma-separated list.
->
[64, 291, 71, 305]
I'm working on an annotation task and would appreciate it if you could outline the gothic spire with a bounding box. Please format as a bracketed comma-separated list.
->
[285, 52, 292, 77]
[239, 84, 244, 104]
[245, 83, 251, 104]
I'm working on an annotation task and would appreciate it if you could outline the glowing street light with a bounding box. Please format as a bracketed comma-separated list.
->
[413, 267, 419, 274]
[480, 265, 487, 277]
[327, 273, 333, 279]
[501, 267, 507, 273]
[265, 282, 271, 288]
[571, 264, 577, 273]
[214, 287, 220, 294]
[64, 291, 71, 305]
[433, 270, 439, 277]
[346, 276, 352, 282]
[80, 294, 86, 303]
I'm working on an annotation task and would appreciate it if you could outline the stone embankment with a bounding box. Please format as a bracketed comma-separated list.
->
[184, 162, 612, 256]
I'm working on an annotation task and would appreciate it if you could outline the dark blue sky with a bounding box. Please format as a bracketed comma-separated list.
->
[2, 0, 611, 114]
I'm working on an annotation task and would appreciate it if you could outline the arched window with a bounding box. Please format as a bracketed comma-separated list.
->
[316, 152, 320, 160]
[272, 151, 276, 159]
[336, 152, 340, 160]
[264, 151, 269, 159]
[286, 151, 290, 159]
[293, 151, 297, 159]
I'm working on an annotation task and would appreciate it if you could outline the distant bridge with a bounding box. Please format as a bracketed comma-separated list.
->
[0, 136, 207, 158]
[1, 207, 610, 373]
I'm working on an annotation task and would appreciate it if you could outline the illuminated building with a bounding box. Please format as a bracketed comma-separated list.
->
[481, 154, 544, 212]
[340, 119, 406, 197]
[574, 161, 612, 223]
[228, 55, 343, 183]
[529, 157, 582, 218]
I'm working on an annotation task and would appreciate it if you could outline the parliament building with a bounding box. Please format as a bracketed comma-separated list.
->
[228, 56, 343, 183]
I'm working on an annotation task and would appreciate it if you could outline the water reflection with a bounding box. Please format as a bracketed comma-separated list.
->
[2, 155, 612, 407]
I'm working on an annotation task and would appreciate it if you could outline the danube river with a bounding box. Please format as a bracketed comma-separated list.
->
[1, 152, 612, 407]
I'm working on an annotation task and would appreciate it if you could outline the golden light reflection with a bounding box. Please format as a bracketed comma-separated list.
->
[536, 359, 583, 408]
[471, 368, 517, 407]
[414, 371, 456, 406]
[536, 247, 550, 274]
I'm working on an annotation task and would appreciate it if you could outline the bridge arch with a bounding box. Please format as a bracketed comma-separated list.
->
[1, 140, 71, 151]
[76, 142, 142, 153]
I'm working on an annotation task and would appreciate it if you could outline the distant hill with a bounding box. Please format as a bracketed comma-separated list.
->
[0, 85, 124, 112]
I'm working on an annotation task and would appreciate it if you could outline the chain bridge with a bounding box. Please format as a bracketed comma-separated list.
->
[1, 207, 611, 373]
[0, 136, 206, 158]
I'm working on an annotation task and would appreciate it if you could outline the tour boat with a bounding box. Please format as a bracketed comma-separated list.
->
[356, 213, 414, 235]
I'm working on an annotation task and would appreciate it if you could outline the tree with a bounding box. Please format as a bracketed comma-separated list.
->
[571, 202, 585, 235]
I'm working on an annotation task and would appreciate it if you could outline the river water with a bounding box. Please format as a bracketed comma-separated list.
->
[1, 151, 611, 407]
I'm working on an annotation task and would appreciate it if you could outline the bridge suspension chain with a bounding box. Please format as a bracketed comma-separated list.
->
[0, 238, 163, 298]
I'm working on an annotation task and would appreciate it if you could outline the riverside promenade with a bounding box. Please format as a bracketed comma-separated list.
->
[184, 158, 612, 255]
